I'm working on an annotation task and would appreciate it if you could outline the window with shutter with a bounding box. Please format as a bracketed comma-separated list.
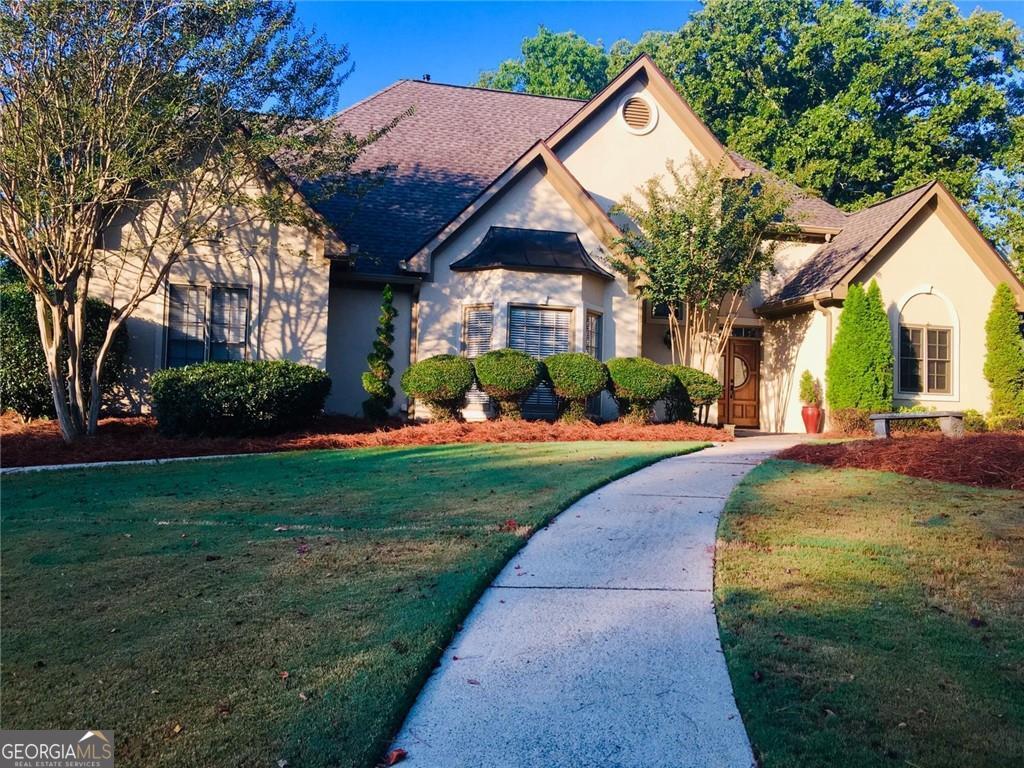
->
[463, 305, 493, 409]
[508, 306, 572, 419]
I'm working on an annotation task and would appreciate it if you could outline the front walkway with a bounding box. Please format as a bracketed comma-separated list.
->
[392, 434, 803, 767]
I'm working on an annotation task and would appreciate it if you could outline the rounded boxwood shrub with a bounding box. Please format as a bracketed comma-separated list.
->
[151, 360, 331, 436]
[544, 352, 608, 422]
[473, 348, 542, 419]
[0, 279, 129, 419]
[400, 354, 475, 422]
[606, 357, 674, 424]
[664, 365, 723, 424]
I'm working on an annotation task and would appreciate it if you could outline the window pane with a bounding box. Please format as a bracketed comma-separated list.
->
[927, 360, 949, 393]
[167, 285, 206, 368]
[463, 307, 493, 408]
[210, 288, 249, 362]
[509, 307, 571, 419]
[899, 325, 922, 393]
[585, 312, 602, 359]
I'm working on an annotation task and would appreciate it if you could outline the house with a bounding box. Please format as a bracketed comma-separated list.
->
[112, 56, 1024, 432]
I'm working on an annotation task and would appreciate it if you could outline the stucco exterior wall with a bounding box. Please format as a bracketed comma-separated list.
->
[95, 184, 330, 410]
[858, 205, 998, 413]
[325, 282, 413, 416]
[417, 166, 637, 420]
[760, 307, 834, 433]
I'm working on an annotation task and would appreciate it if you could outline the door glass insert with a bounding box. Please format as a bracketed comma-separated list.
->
[732, 356, 749, 389]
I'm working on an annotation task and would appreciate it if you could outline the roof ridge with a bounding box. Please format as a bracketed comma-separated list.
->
[405, 79, 588, 102]
[328, 79, 413, 119]
[848, 180, 936, 214]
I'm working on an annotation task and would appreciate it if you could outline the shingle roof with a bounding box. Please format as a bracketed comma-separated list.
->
[451, 226, 614, 279]
[765, 182, 936, 305]
[310, 81, 583, 275]
[728, 152, 847, 230]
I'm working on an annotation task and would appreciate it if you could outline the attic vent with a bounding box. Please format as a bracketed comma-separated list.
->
[619, 94, 657, 134]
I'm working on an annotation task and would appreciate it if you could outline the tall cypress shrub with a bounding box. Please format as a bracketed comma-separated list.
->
[825, 280, 893, 412]
[984, 283, 1024, 417]
[361, 284, 397, 421]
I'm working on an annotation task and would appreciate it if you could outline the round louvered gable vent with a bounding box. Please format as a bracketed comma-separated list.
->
[620, 95, 657, 134]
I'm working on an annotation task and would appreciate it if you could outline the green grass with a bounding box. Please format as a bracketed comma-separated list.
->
[716, 460, 1024, 768]
[0, 441, 701, 767]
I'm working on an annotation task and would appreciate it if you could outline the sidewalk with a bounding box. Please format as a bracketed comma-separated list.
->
[392, 434, 802, 768]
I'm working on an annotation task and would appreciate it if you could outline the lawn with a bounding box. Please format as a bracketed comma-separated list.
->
[716, 460, 1024, 767]
[0, 441, 702, 767]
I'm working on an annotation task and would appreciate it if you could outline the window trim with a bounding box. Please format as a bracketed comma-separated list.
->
[898, 323, 952, 396]
[891, 285, 959, 402]
[585, 309, 603, 360]
[460, 303, 493, 357]
[504, 303, 576, 352]
[163, 282, 251, 368]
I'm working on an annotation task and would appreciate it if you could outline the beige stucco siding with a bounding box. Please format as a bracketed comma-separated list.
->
[556, 80, 704, 214]
[326, 282, 412, 416]
[858, 205, 998, 413]
[95, 184, 330, 408]
[760, 307, 834, 432]
[417, 166, 638, 420]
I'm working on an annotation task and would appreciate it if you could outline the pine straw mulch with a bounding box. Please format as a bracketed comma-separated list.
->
[0, 411, 729, 469]
[778, 432, 1024, 490]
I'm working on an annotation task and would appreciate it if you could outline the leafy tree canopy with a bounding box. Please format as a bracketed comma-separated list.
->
[479, 1, 1024, 266]
[477, 26, 609, 99]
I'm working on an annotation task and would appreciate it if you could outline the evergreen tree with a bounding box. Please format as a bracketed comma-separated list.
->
[361, 285, 398, 421]
[984, 283, 1024, 417]
[825, 280, 894, 412]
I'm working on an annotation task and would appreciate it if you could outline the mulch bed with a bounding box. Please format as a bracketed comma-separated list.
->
[778, 432, 1024, 490]
[0, 411, 729, 469]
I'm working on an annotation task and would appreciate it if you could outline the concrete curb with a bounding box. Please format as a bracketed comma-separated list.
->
[1, 451, 276, 475]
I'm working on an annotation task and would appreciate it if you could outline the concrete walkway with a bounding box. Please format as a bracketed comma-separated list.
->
[392, 434, 803, 768]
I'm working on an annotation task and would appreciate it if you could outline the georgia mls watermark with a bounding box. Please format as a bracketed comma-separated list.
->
[0, 731, 114, 768]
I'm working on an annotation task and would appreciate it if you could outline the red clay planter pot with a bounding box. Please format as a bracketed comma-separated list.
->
[802, 405, 823, 434]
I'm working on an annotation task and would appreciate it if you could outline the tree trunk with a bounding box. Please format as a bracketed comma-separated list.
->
[33, 294, 82, 444]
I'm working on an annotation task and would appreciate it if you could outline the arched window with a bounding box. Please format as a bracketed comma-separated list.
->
[896, 290, 956, 396]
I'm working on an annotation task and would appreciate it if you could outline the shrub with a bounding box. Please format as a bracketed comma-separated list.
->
[664, 365, 723, 423]
[830, 407, 871, 435]
[984, 283, 1024, 419]
[0, 280, 129, 419]
[151, 360, 331, 436]
[606, 357, 674, 424]
[986, 413, 1024, 432]
[892, 405, 939, 434]
[544, 352, 608, 422]
[799, 370, 821, 407]
[400, 354, 475, 422]
[825, 281, 893, 412]
[473, 349, 542, 419]
[963, 409, 988, 433]
[361, 284, 397, 422]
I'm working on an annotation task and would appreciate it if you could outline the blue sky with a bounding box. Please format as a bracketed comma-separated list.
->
[296, 1, 1024, 112]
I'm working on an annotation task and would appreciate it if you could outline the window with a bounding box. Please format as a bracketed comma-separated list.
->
[508, 306, 572, 419]
[462, 305, 493, 409]
[899, 325, 951, 395]
[166, 285, 250, 368]
[585, 311, 603, 359]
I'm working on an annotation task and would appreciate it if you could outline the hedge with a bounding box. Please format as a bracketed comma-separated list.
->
[473, 349, 542, 419]
[606, 357, 674, 424]
[400, 354, 475, 422]
[664, 365, 722, 423]
[825, 281, 893, 412]
[0, 280, 129, 419]
[984, 283, 1024, 419]
[544, 353, 608, 422]
[151, 360, 331, 436]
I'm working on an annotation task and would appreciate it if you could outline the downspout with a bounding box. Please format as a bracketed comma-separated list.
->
[813, 299, 832, 430]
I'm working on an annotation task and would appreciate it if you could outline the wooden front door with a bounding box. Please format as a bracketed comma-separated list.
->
[720, 337, 760, 427]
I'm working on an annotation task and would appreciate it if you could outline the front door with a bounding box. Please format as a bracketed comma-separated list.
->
[720, 337, 760, 427]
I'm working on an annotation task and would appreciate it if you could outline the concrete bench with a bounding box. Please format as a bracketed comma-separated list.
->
[869, 411, 965, 439]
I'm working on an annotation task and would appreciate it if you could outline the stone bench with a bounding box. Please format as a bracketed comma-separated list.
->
[869, 411, 965, 439]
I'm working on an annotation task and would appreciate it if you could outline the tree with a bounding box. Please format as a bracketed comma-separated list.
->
[984, 282, 1024, 417]
[612, 157, 790, 371]
[477, 26, 610, 99]
[0, 0, 392, 443]
[482, 2, 1024, 259]
[361, 284, 398, 421]
[825, 281, 894, 412]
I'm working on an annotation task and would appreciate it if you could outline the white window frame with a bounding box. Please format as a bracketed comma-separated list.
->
[890, 285, 960, 401]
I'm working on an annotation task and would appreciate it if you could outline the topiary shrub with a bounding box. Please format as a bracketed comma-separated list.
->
[472, 348, 542, 419]
[984, 282, 1024, 419]
[361, 284, 397, 422]
[799, 370, 821, 406]
[606, 357, 675, 424]
[963, 409, 988, 433]
[0, 280, 129, 419]
[665, 365, 723, 424]
[826, 281, 893, 413]
[544, 352, 608, 422]
[400, 354, 475, 422]
[830, 407, 872, 435]
[151, 360, 331, 436]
